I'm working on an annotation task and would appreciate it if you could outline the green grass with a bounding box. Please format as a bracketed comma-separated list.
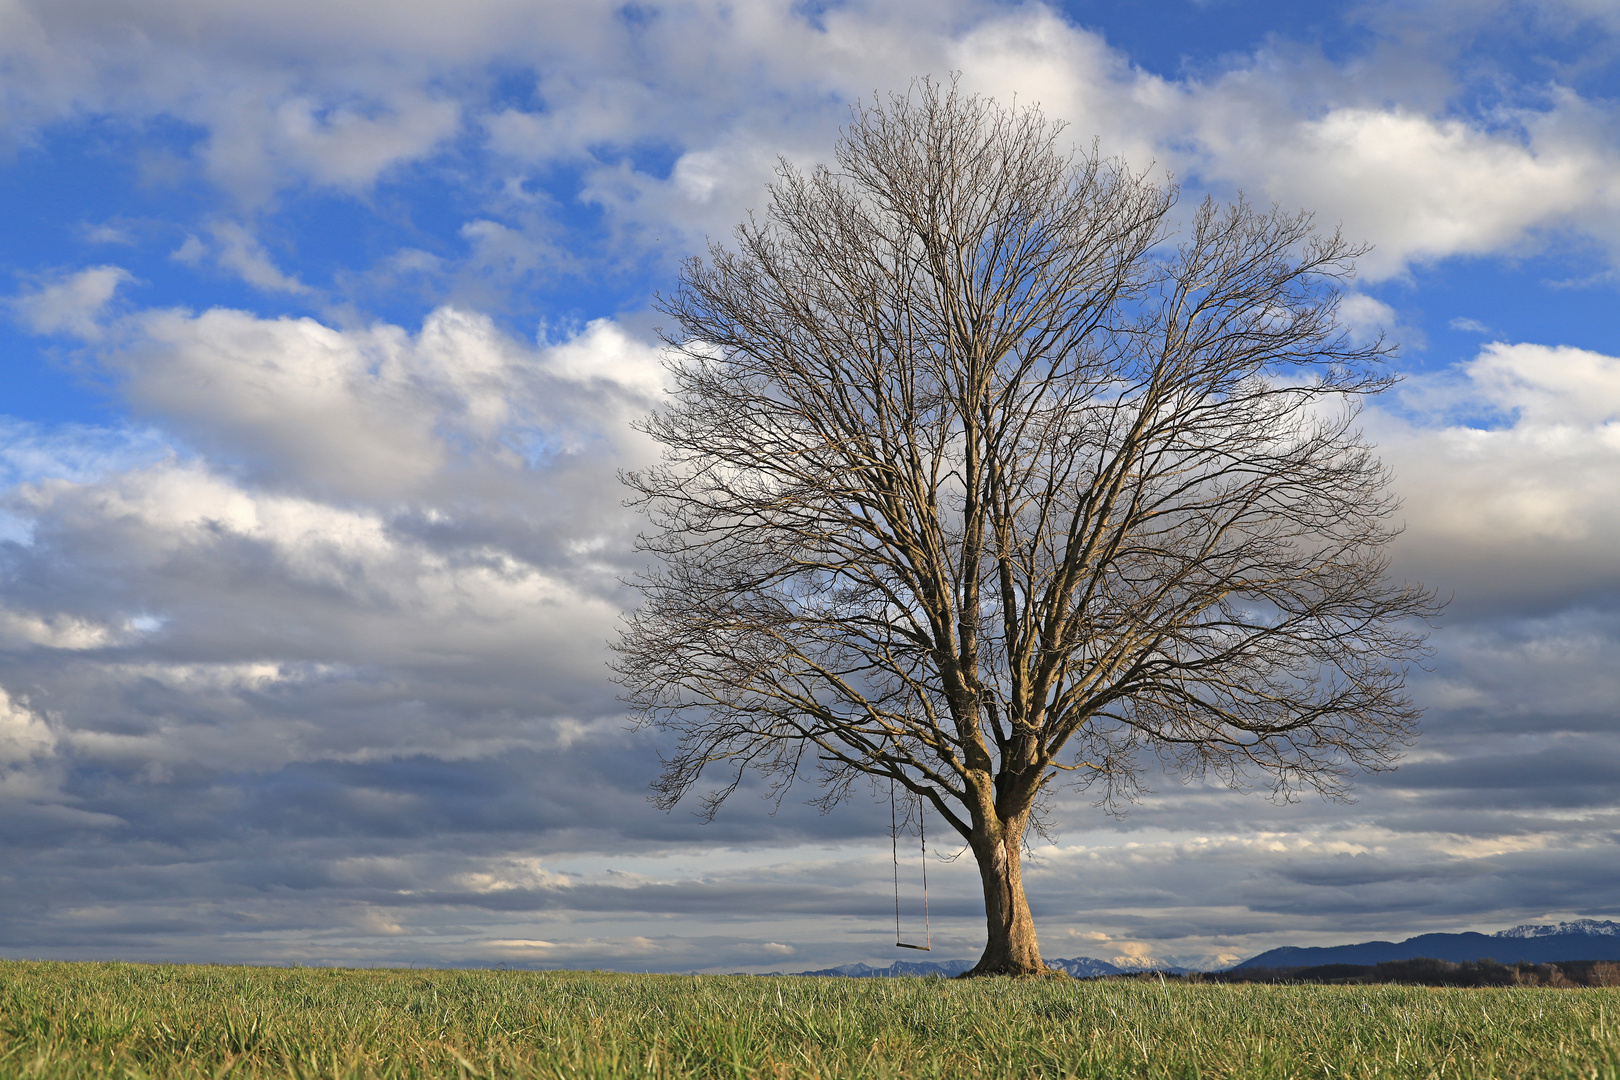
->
[0, 961, 1617, 1078]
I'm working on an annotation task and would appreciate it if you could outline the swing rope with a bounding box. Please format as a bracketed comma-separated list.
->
[890, 776, 931, 951]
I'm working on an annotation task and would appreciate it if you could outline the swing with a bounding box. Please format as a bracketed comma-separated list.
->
[889, 777, 931, 951]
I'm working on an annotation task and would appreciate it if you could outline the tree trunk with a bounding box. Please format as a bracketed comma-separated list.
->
[965, 814, 1046, 976]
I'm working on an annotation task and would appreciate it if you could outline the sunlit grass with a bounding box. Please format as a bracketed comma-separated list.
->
[1, 960, 1617, 1078]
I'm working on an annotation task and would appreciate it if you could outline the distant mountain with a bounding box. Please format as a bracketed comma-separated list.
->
[1047, 957, 1131, 978]
[1095, 955, 1203, 975]
[1235, 920, 1620, 970]
[793, 955, 1196, 978]
[1495, 919, 1620, 939]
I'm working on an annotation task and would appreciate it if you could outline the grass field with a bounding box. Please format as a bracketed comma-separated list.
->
[1, 960, 1617, 1078]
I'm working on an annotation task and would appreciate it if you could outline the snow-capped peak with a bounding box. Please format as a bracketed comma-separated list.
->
[1494, 919, 1620, 939]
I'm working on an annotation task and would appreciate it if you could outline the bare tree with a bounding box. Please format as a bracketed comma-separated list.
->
[615, 78, 1437, 976]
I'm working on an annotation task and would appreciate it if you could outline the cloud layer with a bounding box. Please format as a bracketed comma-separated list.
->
[7, 0, 1620, 291]
[2, 0, 1618, 971]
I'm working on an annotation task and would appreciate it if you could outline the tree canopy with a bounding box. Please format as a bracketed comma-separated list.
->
[615, 78, 1437, 976]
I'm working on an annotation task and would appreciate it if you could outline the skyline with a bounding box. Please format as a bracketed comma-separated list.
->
[2, 0, 1619, 973]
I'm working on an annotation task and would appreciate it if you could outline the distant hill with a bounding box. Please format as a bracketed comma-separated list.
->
[792, 956, 1195, 978]
[1235, 920, 1620, 969]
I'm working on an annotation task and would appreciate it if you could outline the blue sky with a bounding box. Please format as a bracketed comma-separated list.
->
[2, 0, 1619, 973]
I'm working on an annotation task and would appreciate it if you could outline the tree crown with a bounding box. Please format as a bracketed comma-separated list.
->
[616, 78, 1436, 845]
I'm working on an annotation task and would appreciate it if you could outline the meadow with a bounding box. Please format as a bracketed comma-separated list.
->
[1, 960, 1617, 1079]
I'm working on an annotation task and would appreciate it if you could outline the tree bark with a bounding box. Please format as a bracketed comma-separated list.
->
[966, 814, 1046, 976]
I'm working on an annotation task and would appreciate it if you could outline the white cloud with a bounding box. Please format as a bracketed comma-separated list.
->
[11, 266, 132, 340]
[0, 1, 473, 198]
[945, 8, 1177, 175]
[81, 223, 134, 245]
[542, 3, 1620, 283]
[97, 304, 662, 503]
[543, 317, 669, 400]
[0, 303, 664, 791]
[171, 235, 207, 265]
[202, 86, 461, 199]
[0, 608, 114, 650]
[208, 222, 312, 295]
[1376, 341, 1620, 609]
[0, 0, 1614, 282]
[170, 224, 312, 294]
[114, 309, 444, 498]
[1466, 341, 1620, 428]
[1189, 97, 1620, 278]
[1337, 293, 1398, 345]
[0, 685, 55, 766]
